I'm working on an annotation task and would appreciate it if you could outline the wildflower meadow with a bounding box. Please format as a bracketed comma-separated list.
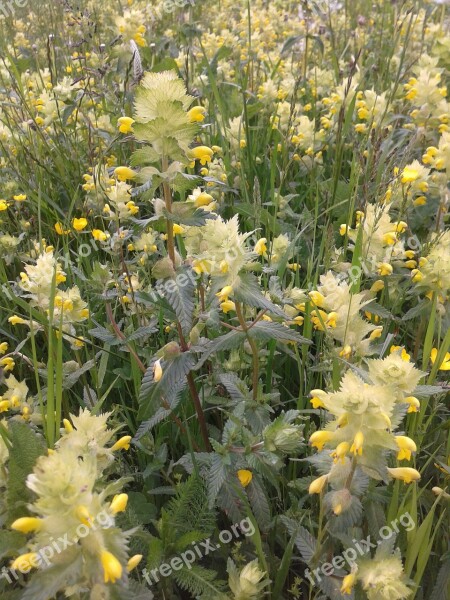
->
[0, 0, 449, 599]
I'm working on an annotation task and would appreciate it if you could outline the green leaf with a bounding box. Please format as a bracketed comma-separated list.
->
[0, 530, 26, 560]
[234, 273, 287, 318]
[194, 330, 246, 369]
[136, 352, 195, 428]
[174, 565, 227, 599]
[207, 453, 228, 508]
[164, 266, 196, 335]
[248, 321, 311, 345]
[7, 422, 46, 523]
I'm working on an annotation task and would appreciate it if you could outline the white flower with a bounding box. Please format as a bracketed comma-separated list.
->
[367, 353, 424, 394]
[184, 215, 253, 283]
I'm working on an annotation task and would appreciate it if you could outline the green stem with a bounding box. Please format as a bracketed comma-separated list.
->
[235, 301, 259, 401]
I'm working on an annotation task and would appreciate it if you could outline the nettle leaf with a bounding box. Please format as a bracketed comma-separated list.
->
[247, 476, 271, 531]
[165, 204, 217, 226]
[130, 146, 161, 167]
[164, 266, 196, 335]
[170, 172, 202, 194]
[124, 323, 159, 343]
[218, 372, 251, 402]
[281, 517, 318, 565]
[137, 352, 196, 427]
[7, 422, 46, 522]
[234, 273, 287, 318]
[88, 323, 120, 345]
[194, 330, 247, 369]
[363, 301, 393, 319]
[131, 178, 160, 199]
[208, 453, 228, 508]
[248, 321, 311, 346]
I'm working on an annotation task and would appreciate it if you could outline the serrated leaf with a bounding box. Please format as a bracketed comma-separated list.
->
[208, 454, 228, 508]
[234, 273, 287, 318]
[248, 320, 311, 345]
[164, 266, 196, 334]
[137, 352, 195, 427]
[281, 516, 317, 564]
[194, 330, 247, 370]
[247, 476, 271, 531]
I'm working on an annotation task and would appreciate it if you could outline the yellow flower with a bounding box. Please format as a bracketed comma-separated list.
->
[100, 549, 123, 584]
[55, 222, 70, 235]
[127, 554, 143, 572]
[117, 116, 135, 133]
[387, 467, 420, 483]
[194, 192, 214, 207]
[216, 285, 233, 302]
[404, 396, 420, 413]
[310, 396, 325, 409]
[370, 280, 384, 292]
[187, 106, 206, 122]
[92, 229, 109, 242]
[390, 346, 410, 361]
[11, 552, 40, 573]
[13, 194, 27, 202]
[0, 199, 8, 211]
[72, 218, 88, 231]
[382, 232, 397, 246]
[111, 436, 132, 452]
[331, 441, 350, 463]
[172, 224, 185, 235]
[11, 517, 43, 534]
[350, 431, 364, 456]
[254, 238, 267, 256]
[114, 166, 137, 182]
[410, 269, 423, 283]
[339, 345, 352, 359]
[0, 342, 8, 355]
[220, 300, 236, 314]
[153, 359, 163, 382]
[377, 262, 393, 276]
[326, 312, 338, 328]
[0, 400, 11, 413]
[401, 167, 419, 184]
[237, 469, 253, 487]
[74, 505, 93, 526]
[369, 327, 383, 340]
[8, 315, 27, 325]
[308, 291, 325, 308]
[110, 493, 128, 514]
[395, 221, 407, 233]
[63, 418, 73, 433]
[308, 474, 328, 494]
[395, 436, 417, 461]
[341, 572, 356, 595]
[189, 145, 214, 165]
[309, 430, 333, 451]
[430, 348, 450, 370]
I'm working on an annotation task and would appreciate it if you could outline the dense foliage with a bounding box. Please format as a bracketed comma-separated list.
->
[0, 1, 449, 599]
